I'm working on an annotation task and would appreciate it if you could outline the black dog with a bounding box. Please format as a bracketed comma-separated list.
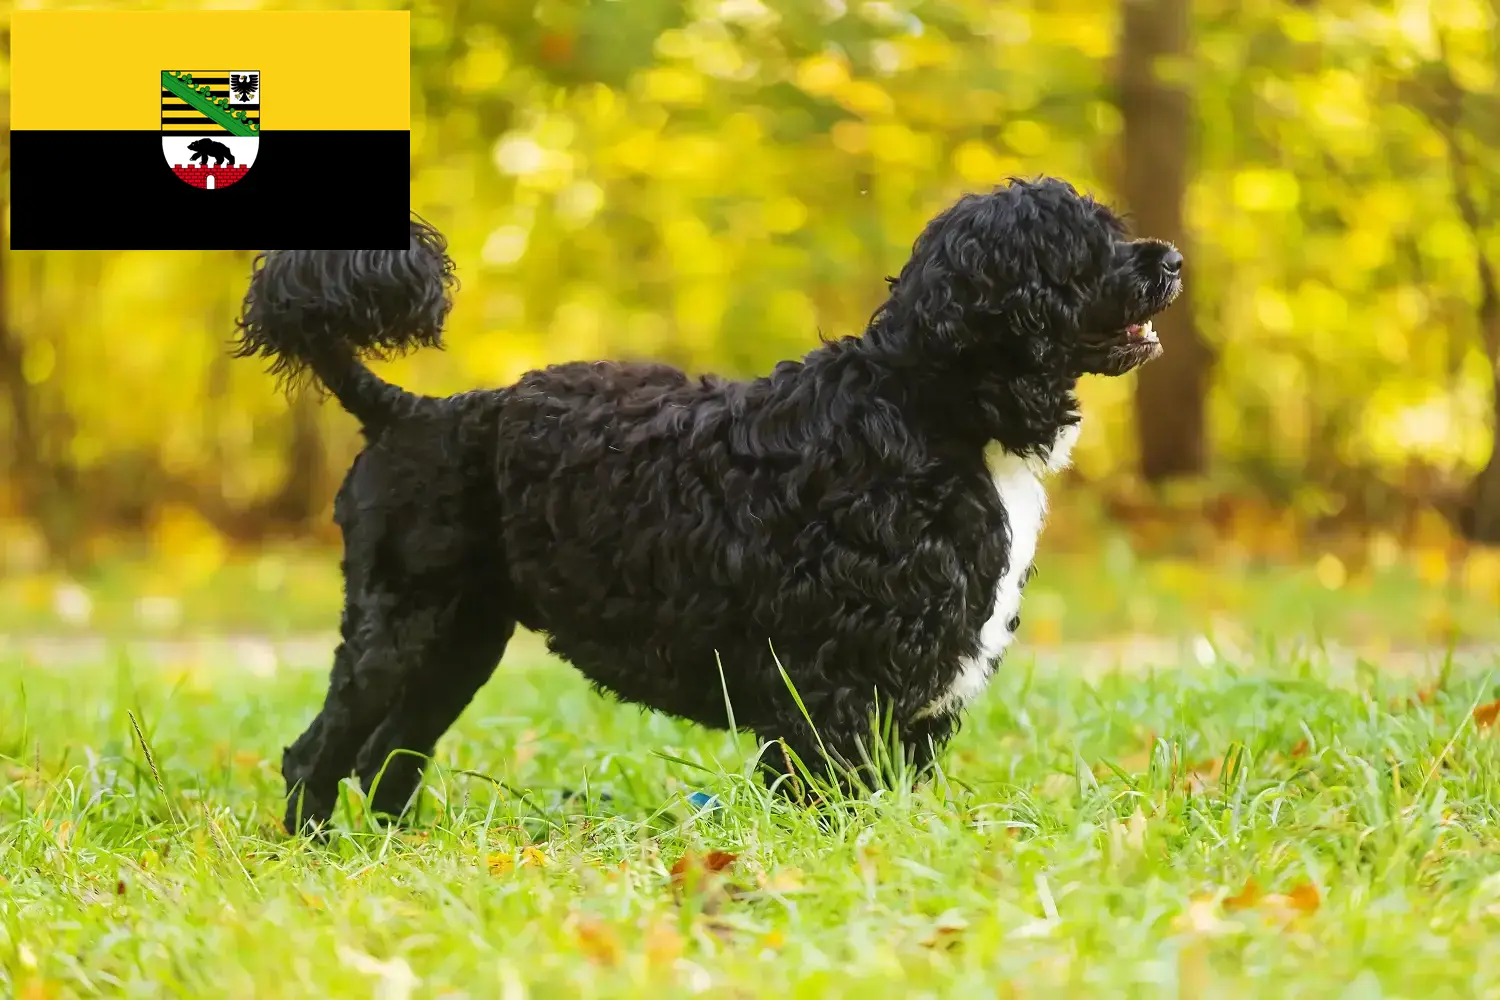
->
[234, 176, 1182, 832]
[187, 137, 235, 167]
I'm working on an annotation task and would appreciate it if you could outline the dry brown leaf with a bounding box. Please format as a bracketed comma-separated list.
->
[643, 921, 684, 967]
[670, 850, 738, 885]
[572, 916, 622, 966]
[1474, 700, 1500, 729]
[920, 910, 969, 950]
[1289, 738, 1310, 757]
[1222, 878, 1261, 912]
[670, 850, 742, 914]
[1257, 882, 1320, 924]
[1287, 881, 1321, 914]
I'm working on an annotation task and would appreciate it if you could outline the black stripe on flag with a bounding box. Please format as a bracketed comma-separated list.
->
[10, 129, 410, 250]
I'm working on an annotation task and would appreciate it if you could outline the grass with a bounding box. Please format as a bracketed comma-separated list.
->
[6, 641, 1500, 998]
[4, 540, 1499, 644]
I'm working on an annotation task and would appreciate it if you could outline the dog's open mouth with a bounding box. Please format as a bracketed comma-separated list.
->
[1076, 318, 1165, 376]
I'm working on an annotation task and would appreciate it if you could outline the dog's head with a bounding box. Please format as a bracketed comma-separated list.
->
[879, 177, 1182, 379]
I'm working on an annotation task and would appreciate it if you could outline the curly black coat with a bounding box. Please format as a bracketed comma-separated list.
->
[234, 176, 1183, 832]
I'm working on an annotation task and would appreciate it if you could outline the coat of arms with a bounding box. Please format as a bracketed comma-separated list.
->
[161, 70, 260, 190]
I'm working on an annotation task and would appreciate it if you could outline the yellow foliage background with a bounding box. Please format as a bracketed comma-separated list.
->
[2, 0, 1498, 574]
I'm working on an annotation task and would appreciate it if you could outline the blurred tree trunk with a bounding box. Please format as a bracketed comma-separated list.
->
[1117, 0, 1213, 481]
[1421, 43, 1500, 542]
[1452, 177, 1500, 542]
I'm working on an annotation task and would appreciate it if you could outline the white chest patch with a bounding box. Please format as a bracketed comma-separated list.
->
[916, 420, 1079, 720]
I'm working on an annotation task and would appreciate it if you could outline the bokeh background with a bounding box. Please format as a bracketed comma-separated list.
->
[1, 0, 1498, 652]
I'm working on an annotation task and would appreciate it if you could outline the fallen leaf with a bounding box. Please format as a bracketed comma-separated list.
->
[920, 910, 969, 949]
[1257, 882, 1320, 925]
[703, 850, 737, 873]
[1289, 738, 1310, 757]
[1288, 881, 1321, 914]
[644, 921, 684, 967]
[572, 915, 623, 965]
[1475, 700, 1500, 729]
[670, 850, 742, 914]
[669, 850, 738, 885]
[1222, 877, 1261, 912]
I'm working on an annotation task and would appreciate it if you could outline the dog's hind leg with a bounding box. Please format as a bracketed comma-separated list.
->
[353, 600, 514, 820]
[282, 584, 485, 833]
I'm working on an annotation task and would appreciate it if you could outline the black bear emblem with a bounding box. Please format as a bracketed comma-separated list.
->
[187, 137, 236, 167]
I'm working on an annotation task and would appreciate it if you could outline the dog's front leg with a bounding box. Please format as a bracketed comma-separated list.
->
[753, 686, 899, 803]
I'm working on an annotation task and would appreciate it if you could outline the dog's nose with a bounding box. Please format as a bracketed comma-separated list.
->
[1161, 248, 1183, 276]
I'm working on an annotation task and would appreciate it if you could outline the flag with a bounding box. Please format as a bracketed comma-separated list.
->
[10, 11, 411, 250]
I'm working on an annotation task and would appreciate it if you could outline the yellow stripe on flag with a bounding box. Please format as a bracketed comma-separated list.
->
[12, 11, 409, 132]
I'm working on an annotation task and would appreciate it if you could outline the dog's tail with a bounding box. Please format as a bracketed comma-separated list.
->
[233, 217, 457, 429]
